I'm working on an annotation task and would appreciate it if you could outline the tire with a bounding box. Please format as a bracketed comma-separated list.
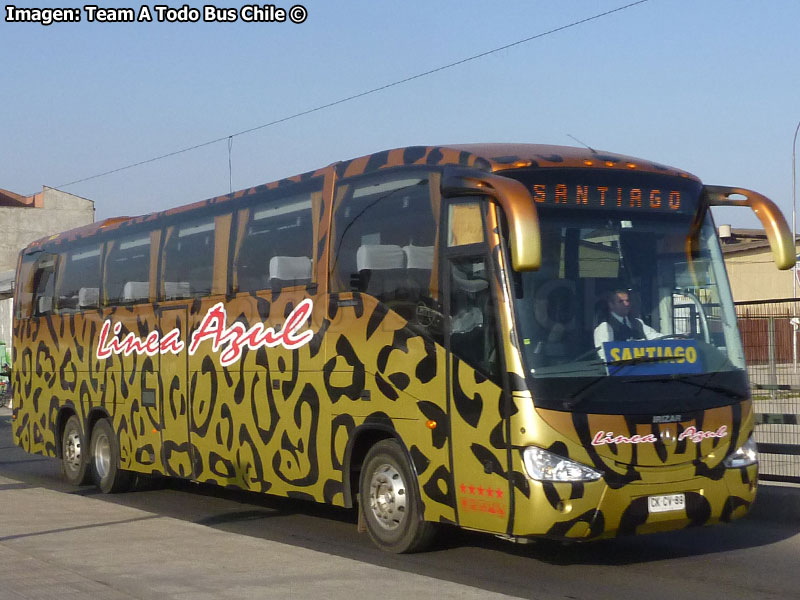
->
[90, 418, 133, 494]
[359, 439, 436, 553]
[61, 415, 92, 486]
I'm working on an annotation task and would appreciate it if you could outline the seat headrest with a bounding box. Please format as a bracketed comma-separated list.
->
[78, 287, 99, 308]
[122, 281, 149, 302]
[403, 245, 434, 270]
[164, 281, 191, 299]
[356, 245, 404, 271]
[37, 296, 53, 315]
[269, 256, 312, 282]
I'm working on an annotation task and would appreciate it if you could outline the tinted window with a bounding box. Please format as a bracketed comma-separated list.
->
[162, 217, 215, 300]
[233, 192, 314, 293]
[104, 232, 152, 305]
[56, 244, 102, 312]
[449, 255, 500, 383]
[331, 174, 439, 327]
[448, 202, 484, 247]
[515, 209, 747, 414]
[30, 254, 58, 317]
[15, 255, 36, 319]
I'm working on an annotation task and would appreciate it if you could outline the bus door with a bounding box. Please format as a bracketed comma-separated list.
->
[444, 200, 511, 532]
[157, 305, 193, 478]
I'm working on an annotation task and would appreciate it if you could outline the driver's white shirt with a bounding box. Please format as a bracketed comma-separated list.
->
[593, 312, 661, 361]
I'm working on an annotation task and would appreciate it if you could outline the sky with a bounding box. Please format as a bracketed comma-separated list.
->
[2, 0, 799, 230]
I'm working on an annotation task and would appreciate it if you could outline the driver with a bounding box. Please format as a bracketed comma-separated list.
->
[593, 289, 661, 351]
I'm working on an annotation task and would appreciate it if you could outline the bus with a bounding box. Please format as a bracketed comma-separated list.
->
[11, 144, 793, 552]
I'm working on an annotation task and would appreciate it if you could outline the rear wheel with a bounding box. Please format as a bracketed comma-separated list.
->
[61, 415, 91, 486]
[359, 439, 436, 553]
[90, 418, 133, 493]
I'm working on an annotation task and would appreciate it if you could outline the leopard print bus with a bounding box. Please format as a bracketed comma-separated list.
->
[13, 143, 760, 546]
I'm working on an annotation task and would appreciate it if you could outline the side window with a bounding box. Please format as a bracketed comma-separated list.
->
[331, 173, 439, 327]
[448, 202, 484, 247]
[233, 192, 314, 293]
[15, 255, 36, 319]
[56, 244, 102, 312]
[30, 253, 58, 317]
[162, 216, 215, 300]
[449, 255, 500, 383]
[444, 200, 500, 381]
[104, 232, 153, 305]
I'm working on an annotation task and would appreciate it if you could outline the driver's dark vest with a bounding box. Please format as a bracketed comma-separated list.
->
[605, 315, 645, 340]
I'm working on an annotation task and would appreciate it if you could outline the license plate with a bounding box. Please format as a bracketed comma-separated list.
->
[648, 493, 685, 514]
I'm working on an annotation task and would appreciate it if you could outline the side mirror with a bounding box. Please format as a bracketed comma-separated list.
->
[442, 168, 541, 271]
[704, 185, 794, 270]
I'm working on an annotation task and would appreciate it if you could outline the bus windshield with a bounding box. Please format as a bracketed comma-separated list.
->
[511, 202, 747, 415]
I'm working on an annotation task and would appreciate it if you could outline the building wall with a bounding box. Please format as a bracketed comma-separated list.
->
[725, 248, 797, 302]
[0, 187, 94, 272]
[0, 187, 94, 355]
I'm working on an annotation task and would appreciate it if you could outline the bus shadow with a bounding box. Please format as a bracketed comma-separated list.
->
[74, 474, 360, 528]
[167, 478, 359, 527]
[117, 477, 800, 566]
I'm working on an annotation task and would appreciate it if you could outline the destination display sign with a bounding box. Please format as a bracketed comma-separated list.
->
[603, 339, 704, 376]
[508, 169, 702, 216]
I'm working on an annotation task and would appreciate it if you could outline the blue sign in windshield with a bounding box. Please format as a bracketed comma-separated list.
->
[603, 340, 704, 376]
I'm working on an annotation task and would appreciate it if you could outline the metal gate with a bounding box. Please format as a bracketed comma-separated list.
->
[737, 298, 800, 483]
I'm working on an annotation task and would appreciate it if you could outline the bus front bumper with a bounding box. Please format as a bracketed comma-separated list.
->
[511, 463, 758, 540]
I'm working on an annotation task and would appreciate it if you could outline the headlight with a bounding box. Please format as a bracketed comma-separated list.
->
[522, 447, 602, 482]
[723, 435, 758, 468]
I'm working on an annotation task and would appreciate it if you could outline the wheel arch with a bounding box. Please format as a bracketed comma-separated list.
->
[86, 406, 112, 438]
[54, 404, 80, 458]
[342, 423, 422, 510]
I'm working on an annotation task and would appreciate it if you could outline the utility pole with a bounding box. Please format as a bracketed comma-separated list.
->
[794, 120, 800, 299]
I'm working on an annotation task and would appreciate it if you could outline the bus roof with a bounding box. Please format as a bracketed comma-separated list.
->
[23, 143, 699, 253]
[445, 143, 698, 179]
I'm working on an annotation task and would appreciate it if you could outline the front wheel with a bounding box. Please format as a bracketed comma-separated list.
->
[90, 418, 134, 493]
[359, 439, 436, 553]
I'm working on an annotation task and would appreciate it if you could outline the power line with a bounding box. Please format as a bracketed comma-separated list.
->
[55, 0, 650, 190]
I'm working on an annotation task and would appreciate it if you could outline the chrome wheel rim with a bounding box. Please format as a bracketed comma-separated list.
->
[368, 462, 407, 531]
[93, 433, 111, 480]
[64, 429, 83, 473]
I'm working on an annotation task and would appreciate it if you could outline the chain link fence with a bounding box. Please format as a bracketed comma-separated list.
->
[737, 298, 800, 483]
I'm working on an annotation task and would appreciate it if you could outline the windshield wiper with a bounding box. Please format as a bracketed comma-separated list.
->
[628, 376, 745, 399]
[579, 352, 686, 368]
[562, 355, 708, 410]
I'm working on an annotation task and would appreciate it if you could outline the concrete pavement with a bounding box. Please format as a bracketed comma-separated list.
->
[0, 409, 521, 600]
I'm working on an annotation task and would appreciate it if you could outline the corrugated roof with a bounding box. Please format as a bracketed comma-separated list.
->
[0, 269, 14, 299]
[720, 228, 795, 255]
